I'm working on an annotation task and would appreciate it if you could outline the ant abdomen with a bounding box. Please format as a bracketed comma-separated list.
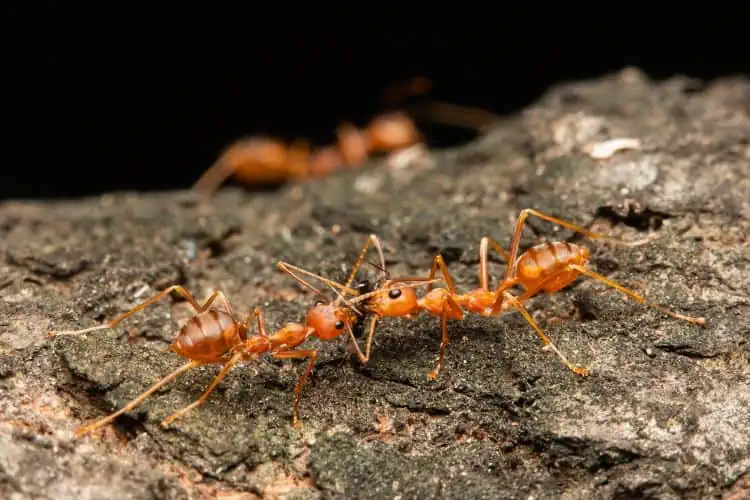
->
[171, 310, 242, 361]
[515, 242, 591, 292]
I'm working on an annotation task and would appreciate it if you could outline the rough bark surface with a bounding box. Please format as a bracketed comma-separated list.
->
[1, 68, 748, 499]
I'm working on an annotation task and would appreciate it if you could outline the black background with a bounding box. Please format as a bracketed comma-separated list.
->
[8, 3, 748, 199]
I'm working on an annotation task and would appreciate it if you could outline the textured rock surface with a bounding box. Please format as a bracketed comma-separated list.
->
[1, 68, 748, 499]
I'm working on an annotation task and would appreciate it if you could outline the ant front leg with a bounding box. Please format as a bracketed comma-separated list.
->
[272, 349, 318, 427]
[50, 287, 227, 338]
[346, 314, 381, 365]
[192, 143, 243, 197]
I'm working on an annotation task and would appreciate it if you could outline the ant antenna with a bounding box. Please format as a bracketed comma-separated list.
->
[327, 283, 364, 316]
[366, 260, 391, 281]
[297, 280, 331, 304]
[277, 262, 333, 303]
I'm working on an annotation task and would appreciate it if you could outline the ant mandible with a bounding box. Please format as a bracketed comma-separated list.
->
[279, 209, 706, 380]
[48, 278, 428, 437]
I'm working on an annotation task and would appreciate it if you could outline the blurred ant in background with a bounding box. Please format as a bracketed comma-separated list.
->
[192, 77, 501, 197]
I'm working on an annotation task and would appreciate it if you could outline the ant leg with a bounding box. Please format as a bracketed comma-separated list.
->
[523, 209, 656, 247]
[567, 264, 706, 326]
[161, 351, 246, 427]
[500, 208, 656, 288]
[346, 315, 380, 364]
[417, 100, 501, 131]
[343, 234, 386, 289]
[50, 287, 225, 337]
[500, 291, 589, 376]
[209, 291, 234, 317]
[428, 294, 462, 381]
[273, 349, 318, 427]
[277, 262, 357, 297]
[245, 307, 269, 338]
[75, 360, 203, 437]
[479, 237, 511, 291]
[426, 255, 458, 294]
[192, 147, 239, 196]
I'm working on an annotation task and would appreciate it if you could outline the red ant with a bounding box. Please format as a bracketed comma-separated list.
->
[191, 111, 423, 197]
[48, 275, 435, 437]
[280, 209, 707, 380]
[191, 76, 501, 197]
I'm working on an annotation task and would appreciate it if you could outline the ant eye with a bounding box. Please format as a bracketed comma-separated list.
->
[314, 299, 326, 306]
[388, 289, 402, 299]
[335, 320, 345, 330]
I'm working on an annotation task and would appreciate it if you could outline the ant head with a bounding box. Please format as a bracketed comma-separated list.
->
[365, 112, 421, 151]
[366, 280, 419, 318]
[306, 303, 355, 341]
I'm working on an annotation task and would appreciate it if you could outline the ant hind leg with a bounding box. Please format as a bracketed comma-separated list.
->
[161, 351, 245, 427]
[567, 264, 705, 326]
[50, 286, 225, 338]
[75, 360, 203, 437]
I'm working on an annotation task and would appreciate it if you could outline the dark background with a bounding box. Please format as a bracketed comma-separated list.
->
[8, 4, 748, 199]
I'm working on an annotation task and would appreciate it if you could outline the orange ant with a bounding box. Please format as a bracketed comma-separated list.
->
[416, 209, 705, 379]
[280, 209, 707, 380]
[192, 76, 502, 197]
[191, 111, 423, 197]
[48, 276, 434, 437]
